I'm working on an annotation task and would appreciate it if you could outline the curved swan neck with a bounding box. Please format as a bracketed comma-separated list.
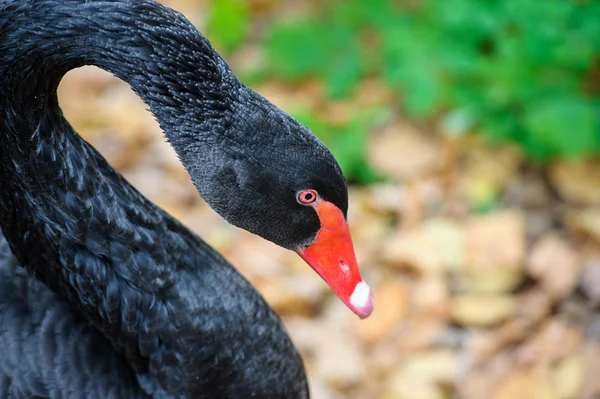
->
[0, 0, 239, 141]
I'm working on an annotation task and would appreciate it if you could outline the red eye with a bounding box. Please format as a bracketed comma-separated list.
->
[297, 189, 318, 204]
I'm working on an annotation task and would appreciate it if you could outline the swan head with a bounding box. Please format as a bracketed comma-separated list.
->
[176, 86, 373, 319]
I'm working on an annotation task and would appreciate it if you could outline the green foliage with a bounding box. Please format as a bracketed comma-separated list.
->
[523, 96, 596, 159]
[267, 19, 364, 99]
[262, 0, 600, 162]
[206, 0, 249, 52]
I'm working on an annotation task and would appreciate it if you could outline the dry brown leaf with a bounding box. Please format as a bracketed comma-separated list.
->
[465, 210, 525, 273]
[386, 380, 444, 399]
[460, 365, 506, 399]
[551, 160, 600, 205]
[552, 355, 585, 399]
[395, 318, 445, 352]
[286, 302, 367, 388]
[388, 351, 456, 399]
[482, 288, 553, 353]
[383, 219, 464, 273]
[458, 269, 523, 294]
[315, 334, 366, 385]
[354, 279, 410, 344]
[566, 209, 600, 243]
[527, 235, 580, 302]
[412, 275, 449, 317]
[368, 123, 440, 180]
[516, 288, 553, 324]
[580, 342, 600, 399]
[494, 367, 554, 399]
[525, 320, 583, 365]
[257, 275, 327, 317]
[451, 294, 517, 327]
[367, 184, 407, 215]
[347, 196, 392, 266]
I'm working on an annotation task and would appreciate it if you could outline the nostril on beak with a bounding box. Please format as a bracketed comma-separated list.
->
[340, 260, 350, 275]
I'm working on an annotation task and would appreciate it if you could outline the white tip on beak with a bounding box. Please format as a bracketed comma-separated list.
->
[349, 281, 374, 318]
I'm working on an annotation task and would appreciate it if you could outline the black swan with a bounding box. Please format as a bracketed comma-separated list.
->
[0, 0, 373, 397]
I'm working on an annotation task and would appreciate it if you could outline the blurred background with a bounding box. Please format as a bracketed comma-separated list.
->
[58, 0, 600, 398]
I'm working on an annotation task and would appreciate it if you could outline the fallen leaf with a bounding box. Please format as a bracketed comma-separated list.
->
[525, 319, 583, 364]
[367, 184, 407, 215]
[580, 342, 600, 399]
[401, 350, 456, 381]
[552, 355, 585, 399]
[386, 380, 444, 399]
[457, 269, 523, 294]
[551, 160, 600, 205]
[368, 122, 440, 180]
[348, 209, 392, 267]
[388, 351, 456, 399]
[395, 318, 444, 352]
[383, 219, 464, 274]
[257, 275, 327, 316]
[566, 209, 600, 243]
[482, 288, 553, 354]
[451, 294, 517, 327]
[286, 302, 366, 388]
[494, 367, 554, 399]
[354, 279, 410, 344]
[465, 210, 525, 273]
[412, 274, 450, 317]
[527, 235, 580, 302]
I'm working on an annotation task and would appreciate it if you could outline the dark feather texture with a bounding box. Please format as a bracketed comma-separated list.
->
[0, 0, 355, 397]
[0, 235, 147, 398]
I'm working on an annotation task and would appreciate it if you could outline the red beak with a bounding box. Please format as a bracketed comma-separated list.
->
[296, 200, 374, 319]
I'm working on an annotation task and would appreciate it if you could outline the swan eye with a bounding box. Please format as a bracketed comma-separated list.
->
[297, 189, 318, 204]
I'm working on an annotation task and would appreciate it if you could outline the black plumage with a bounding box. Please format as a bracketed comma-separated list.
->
[0, 0, 351, 397]
[0, 234, 147, 398]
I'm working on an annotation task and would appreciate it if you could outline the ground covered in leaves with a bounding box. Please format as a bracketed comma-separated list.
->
[58, 64, 600, 399]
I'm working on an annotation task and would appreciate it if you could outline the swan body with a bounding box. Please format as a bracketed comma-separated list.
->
[0, 0, 371, 397]
[0, 234, 147, 398]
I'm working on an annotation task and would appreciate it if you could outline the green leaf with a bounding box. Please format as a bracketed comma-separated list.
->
[322, 27, 364, 99]
[481, 113, 518, 144]
[266, 19, 329, 80]
[523, 96, 597, 160]
[206, 0, 250, 52]
[332, 0, 397, 29]
[381, 24, 445, 117]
